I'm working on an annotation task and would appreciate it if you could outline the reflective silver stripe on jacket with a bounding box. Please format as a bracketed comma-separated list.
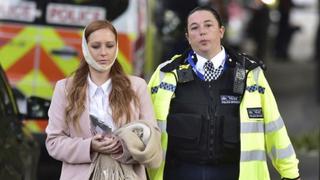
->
[162, 150, 167, 160]
[241, 121, 264, 133]
[265, 117, 284, 133]
[240, 145, 294, 162]
[157, 120, 167, 160]
[270, 144, 295, 160]
[246, 68, 265, 93]
[157, 120, 167, 133]
[241, 117, 284, 133]
[160, 116, 283, 134]
[240, 150, 266, 161]
[158, 60, 173, 82]
[252, 67, 261, 84]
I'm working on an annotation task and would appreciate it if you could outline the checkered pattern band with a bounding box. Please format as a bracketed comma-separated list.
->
[204, 61, 223, 81]
[151, 82, 176, 94]
[246, 84, 265, 94]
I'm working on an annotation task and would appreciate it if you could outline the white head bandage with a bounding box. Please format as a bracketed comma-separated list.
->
[82, 27, 118, 72]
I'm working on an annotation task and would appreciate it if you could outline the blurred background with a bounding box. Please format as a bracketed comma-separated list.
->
[0, 0, 319, 179]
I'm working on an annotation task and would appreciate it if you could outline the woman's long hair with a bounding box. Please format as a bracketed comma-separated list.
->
[65, 20, 139, 131]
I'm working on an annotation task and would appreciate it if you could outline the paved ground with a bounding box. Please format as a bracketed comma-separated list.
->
[265, 59, 319, 180]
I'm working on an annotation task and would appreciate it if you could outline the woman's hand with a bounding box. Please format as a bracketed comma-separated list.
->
[91, 134, 123, 154]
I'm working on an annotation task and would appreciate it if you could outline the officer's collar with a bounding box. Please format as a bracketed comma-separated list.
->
[224, 47, 237, 67]
[160, 46, 261, 73]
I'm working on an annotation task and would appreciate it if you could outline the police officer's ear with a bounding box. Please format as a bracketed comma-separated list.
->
[185, 31, 190, 45]
[219, 25, 225, 39]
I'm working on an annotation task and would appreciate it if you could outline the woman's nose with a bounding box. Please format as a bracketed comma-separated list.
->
[100, 47, 107, 56]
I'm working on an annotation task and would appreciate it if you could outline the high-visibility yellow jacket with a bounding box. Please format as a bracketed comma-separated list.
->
[147, 54, 300, 180]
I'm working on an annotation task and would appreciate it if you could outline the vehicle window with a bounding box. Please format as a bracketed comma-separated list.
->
[0, 72, 15, 115]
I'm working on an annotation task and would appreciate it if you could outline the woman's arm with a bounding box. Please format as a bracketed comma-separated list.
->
[45, 80, 93, 164]
[112, 77, 162, 168]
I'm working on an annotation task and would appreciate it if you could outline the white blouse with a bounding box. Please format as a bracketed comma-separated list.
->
[87, 76, 115, 132]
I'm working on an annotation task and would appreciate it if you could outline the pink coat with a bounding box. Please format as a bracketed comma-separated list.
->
[46, 76, 158, 180]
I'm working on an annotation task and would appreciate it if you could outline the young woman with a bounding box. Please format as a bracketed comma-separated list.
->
[46, 20, 161, 180]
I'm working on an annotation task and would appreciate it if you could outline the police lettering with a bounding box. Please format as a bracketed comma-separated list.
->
[46, 3, 105, 26]
[0, 2, 37, 22]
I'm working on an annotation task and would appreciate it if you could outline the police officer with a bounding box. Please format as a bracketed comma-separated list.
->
[147, 6, 300, 180]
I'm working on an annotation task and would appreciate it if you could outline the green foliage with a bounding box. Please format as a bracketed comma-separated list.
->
[291, 130, 320, 151]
